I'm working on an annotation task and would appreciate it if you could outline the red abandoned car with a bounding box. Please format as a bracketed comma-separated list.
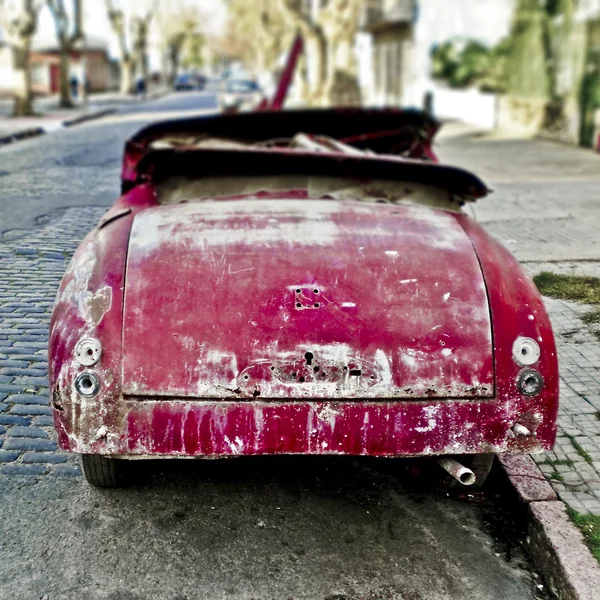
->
[48, 107, 559, 487]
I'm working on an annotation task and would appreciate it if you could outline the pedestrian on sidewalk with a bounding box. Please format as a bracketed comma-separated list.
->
[70, 75, 79, 100]
[135, 77, 147, 99]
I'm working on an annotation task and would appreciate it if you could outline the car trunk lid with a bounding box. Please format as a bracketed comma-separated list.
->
[121, 199, 494, 399]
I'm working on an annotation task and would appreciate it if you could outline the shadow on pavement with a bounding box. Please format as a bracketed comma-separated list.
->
[0, 455, 548, 600]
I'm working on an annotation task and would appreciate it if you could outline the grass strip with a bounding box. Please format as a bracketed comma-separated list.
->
[567, 509, 600, 564]
[533, 272, 600, 332]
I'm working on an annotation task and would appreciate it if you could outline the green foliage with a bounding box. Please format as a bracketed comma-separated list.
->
[567, 509, 600, 564]
[533, 272, 600, 322]
[182, 31, 204, 69]
[430, 37, 509, 92]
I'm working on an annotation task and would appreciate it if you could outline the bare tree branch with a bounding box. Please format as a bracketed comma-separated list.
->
[105, 0, 130, 60]
[46, 0, 83, 47]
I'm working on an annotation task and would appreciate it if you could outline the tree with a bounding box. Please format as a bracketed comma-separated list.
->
[278, 0, 362, 106]
[46, 0, 83, 108]
[104, 0, 156, 95]
[506, 0, 584, 135]
[430, 37, 510, 93]
[223, 0, 291, 77]
[181, 28, 204, 70]
[506, 0, 551, 99]
[157, 1, 208, 81]
[0, 0, 43, 116]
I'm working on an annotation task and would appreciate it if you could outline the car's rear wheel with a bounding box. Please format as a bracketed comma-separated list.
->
[80, 454, 125, 488]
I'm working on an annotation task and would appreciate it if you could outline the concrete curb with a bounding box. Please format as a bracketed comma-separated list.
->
[62, 107, 117, 128]
[498, 454, 600, 599]
[0, 126, 46, 147]
[0, 106, 119, 148]
[0, 87, 170, 148]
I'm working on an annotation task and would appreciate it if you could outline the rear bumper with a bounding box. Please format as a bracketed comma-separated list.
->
[54, 396, 556, 457]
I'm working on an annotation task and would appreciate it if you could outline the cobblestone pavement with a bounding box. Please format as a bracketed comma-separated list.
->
[0, 207, 105, 477]
[0, 88, 170, 139]
[439, 126, 600, 515]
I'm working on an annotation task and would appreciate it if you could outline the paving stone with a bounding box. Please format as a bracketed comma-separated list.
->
[9, 404, 52, 417]
[22, 452, 69, 464]
[52, 464, 81, 477]
[2, 438, 57, 451]
[13, 376, 49, 387]
[33, 415, 54, 427]
[0, 415, 30, 426]
[0, 384, 27, 393]
[0, 360, 28, 368]
[7, 394, 50, 405]
[0, 368, 48, 377]
[40, 251, 66, 260]
[7, 426, 49, 438]
[15, 355, 48, 363]
[0, 450, 19, 462]
[10, 335, 46, 342]
[1, 463, 47, 475]
[3, 347, 37, 355]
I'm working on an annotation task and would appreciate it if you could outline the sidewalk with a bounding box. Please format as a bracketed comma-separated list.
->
[0, 88, 168, 141]
[438, 123, 600, 516]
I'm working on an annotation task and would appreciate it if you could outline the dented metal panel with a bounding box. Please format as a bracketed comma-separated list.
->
[48, 184, 558, 458]
[48, 109, 559, 465]
[121, 200, 494, 400]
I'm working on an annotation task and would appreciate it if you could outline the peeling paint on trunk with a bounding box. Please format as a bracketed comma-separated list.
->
[121, 200, 494, 400]
[48, 111, 558, 463]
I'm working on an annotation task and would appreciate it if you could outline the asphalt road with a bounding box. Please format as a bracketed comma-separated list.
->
[0, 93, 547, 599]
[0, 91, 218, 235]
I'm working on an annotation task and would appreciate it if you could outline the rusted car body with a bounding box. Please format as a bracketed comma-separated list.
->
[49, 107, 559, 487]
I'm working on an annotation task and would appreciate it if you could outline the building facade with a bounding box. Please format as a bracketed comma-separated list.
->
[362, 0, 417, 107]
[30, 37, 113, 95]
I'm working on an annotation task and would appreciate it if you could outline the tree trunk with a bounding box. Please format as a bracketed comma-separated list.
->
[59, 47, 74, 108]
[303, 28, 328, 106]
[120, 58, 135, 95]
[11, 44, 35, 116]
[138, 50, 149, 92]
[168, 47, 180, 84]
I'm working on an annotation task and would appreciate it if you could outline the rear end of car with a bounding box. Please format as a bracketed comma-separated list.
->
[48, 109, 559, 486]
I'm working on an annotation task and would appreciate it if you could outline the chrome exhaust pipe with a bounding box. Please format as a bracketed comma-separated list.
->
[437, 458, 476, 486]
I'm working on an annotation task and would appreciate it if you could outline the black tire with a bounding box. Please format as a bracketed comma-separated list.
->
[80, 454, 125, 488]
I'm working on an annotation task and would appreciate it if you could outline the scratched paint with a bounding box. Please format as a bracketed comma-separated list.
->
[121, 200, 494, 399]
[48, 111, 558, 462]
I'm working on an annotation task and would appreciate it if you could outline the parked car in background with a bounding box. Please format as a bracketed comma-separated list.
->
[173, 73, 206, 92]
[219, 79, 265, 112]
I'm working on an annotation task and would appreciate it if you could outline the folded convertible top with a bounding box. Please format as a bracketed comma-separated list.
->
[122, 108, 488, 200]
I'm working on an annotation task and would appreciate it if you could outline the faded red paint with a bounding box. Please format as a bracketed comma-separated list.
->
[122, 201, 493, 400]
[49, 109, 559, 461]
